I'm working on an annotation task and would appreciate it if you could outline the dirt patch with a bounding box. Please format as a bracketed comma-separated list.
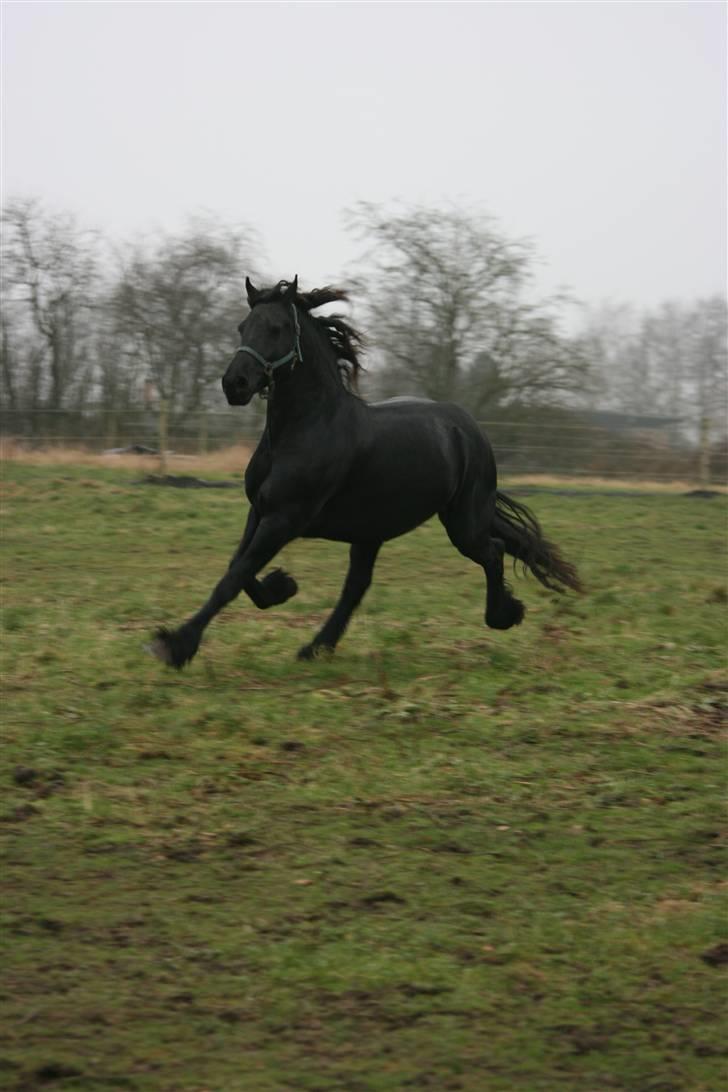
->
[360, 891, 408, 908]
[136, 474, 239, 489]
[701, 943, 728, 968]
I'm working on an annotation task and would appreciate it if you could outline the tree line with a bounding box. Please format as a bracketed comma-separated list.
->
[1, 196, 725, 464]
[1, 198, 258, 427]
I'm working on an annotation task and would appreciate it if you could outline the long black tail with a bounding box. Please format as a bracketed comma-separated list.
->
[493, 491, 582, 594]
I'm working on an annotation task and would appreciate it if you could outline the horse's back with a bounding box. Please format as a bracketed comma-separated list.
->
[303, 396, 496, 543]
[368, 397, 494, 469]
[370, 395, 485, 433]
[370, 395, 434, 407]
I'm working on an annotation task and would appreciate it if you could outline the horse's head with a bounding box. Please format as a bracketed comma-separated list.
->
[222, 276, 301, 405]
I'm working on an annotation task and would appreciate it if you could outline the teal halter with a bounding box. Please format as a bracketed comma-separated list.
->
[234, 303, 303, 385]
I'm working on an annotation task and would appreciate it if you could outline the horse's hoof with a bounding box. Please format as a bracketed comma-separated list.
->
[148, 626, 200, 669]
[147, 635, 174, 666]
[485, 596, 525, 630]
[297, 642, 333, 662]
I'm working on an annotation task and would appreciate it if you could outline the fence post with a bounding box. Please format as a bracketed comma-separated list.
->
[198, 410, 208, 456]
[106, 409, 117, 451]
[159, 398, 169, 476]
[699, 416, 711, 486]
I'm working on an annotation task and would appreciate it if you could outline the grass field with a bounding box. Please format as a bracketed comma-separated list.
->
[1, 462, 726, 1092]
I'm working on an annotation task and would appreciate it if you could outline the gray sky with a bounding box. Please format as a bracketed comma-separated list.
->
[2, 1, 726, 311]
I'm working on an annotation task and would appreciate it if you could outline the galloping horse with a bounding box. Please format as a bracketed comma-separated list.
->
[152, 277, 580, 668]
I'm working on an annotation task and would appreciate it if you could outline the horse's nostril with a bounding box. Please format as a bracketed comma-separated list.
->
[223, 374, 246, 391]
[223, 372, 251, 405]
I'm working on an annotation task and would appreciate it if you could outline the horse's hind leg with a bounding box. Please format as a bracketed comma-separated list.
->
[298, 541, 381, 660]
[440, 492, 524, 631]
[481, 536, 525, 629]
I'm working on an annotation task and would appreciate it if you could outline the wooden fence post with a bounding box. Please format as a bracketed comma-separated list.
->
[699, 416, 711, 486]
[159, 398, 169, 476]
[106, 410, 117, 451]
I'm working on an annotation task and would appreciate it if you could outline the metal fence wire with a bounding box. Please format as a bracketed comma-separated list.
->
[0, 406, 726, 484]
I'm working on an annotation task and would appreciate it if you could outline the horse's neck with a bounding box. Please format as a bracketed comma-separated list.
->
[266, 328, 344, 435]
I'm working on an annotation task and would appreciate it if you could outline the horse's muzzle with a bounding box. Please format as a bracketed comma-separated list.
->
[222, 375, 254, 406]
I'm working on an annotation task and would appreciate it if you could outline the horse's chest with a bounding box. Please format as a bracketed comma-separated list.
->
[244, 448, 272, 507]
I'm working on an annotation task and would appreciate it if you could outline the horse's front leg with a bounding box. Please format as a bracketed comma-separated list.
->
[152, 513, 298, 668]
[231, 508, 298, 610]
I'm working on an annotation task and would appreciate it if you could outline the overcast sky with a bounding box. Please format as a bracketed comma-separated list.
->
[2, 1, 726, 312]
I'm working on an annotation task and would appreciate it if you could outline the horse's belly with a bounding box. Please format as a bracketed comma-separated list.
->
[303, 482, 444, 543]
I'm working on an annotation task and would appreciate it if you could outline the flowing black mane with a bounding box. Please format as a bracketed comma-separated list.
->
[253, 280, 365, 388]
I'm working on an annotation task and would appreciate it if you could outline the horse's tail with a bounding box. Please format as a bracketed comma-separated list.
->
[493, 491, 582, 594]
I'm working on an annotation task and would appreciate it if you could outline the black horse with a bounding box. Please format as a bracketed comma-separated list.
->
[152, 277, 581, 668]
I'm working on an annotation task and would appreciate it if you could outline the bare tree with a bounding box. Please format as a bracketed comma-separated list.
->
[580, 296, 728, 438]
[0, 313, 18, 411]
[1, 197, 99, 413]
[346, 202, 589, 412]
[690, 297, 728, 428]
[111, 216, 260, 416]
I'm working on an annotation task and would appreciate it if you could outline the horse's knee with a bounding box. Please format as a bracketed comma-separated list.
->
[256, 568, 298, 608]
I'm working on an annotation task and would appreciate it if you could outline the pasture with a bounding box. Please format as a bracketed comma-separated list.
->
[1, 461, 726, 1091]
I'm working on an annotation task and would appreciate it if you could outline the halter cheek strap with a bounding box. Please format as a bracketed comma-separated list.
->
[234, 303, 303, 383]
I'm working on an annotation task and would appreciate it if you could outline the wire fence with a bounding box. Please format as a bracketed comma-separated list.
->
[1, 406, 726, 484]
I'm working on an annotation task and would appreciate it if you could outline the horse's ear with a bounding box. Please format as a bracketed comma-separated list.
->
[245, 277, 260, 307]
[282, 275, 298, 301]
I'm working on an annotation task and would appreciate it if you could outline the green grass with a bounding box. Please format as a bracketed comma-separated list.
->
[1, 463, 726, 1091]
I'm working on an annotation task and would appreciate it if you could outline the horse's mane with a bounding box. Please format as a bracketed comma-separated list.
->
[255, 280, 365, 389]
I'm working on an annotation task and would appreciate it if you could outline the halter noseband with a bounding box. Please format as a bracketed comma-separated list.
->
[234, 303, 303, 398]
